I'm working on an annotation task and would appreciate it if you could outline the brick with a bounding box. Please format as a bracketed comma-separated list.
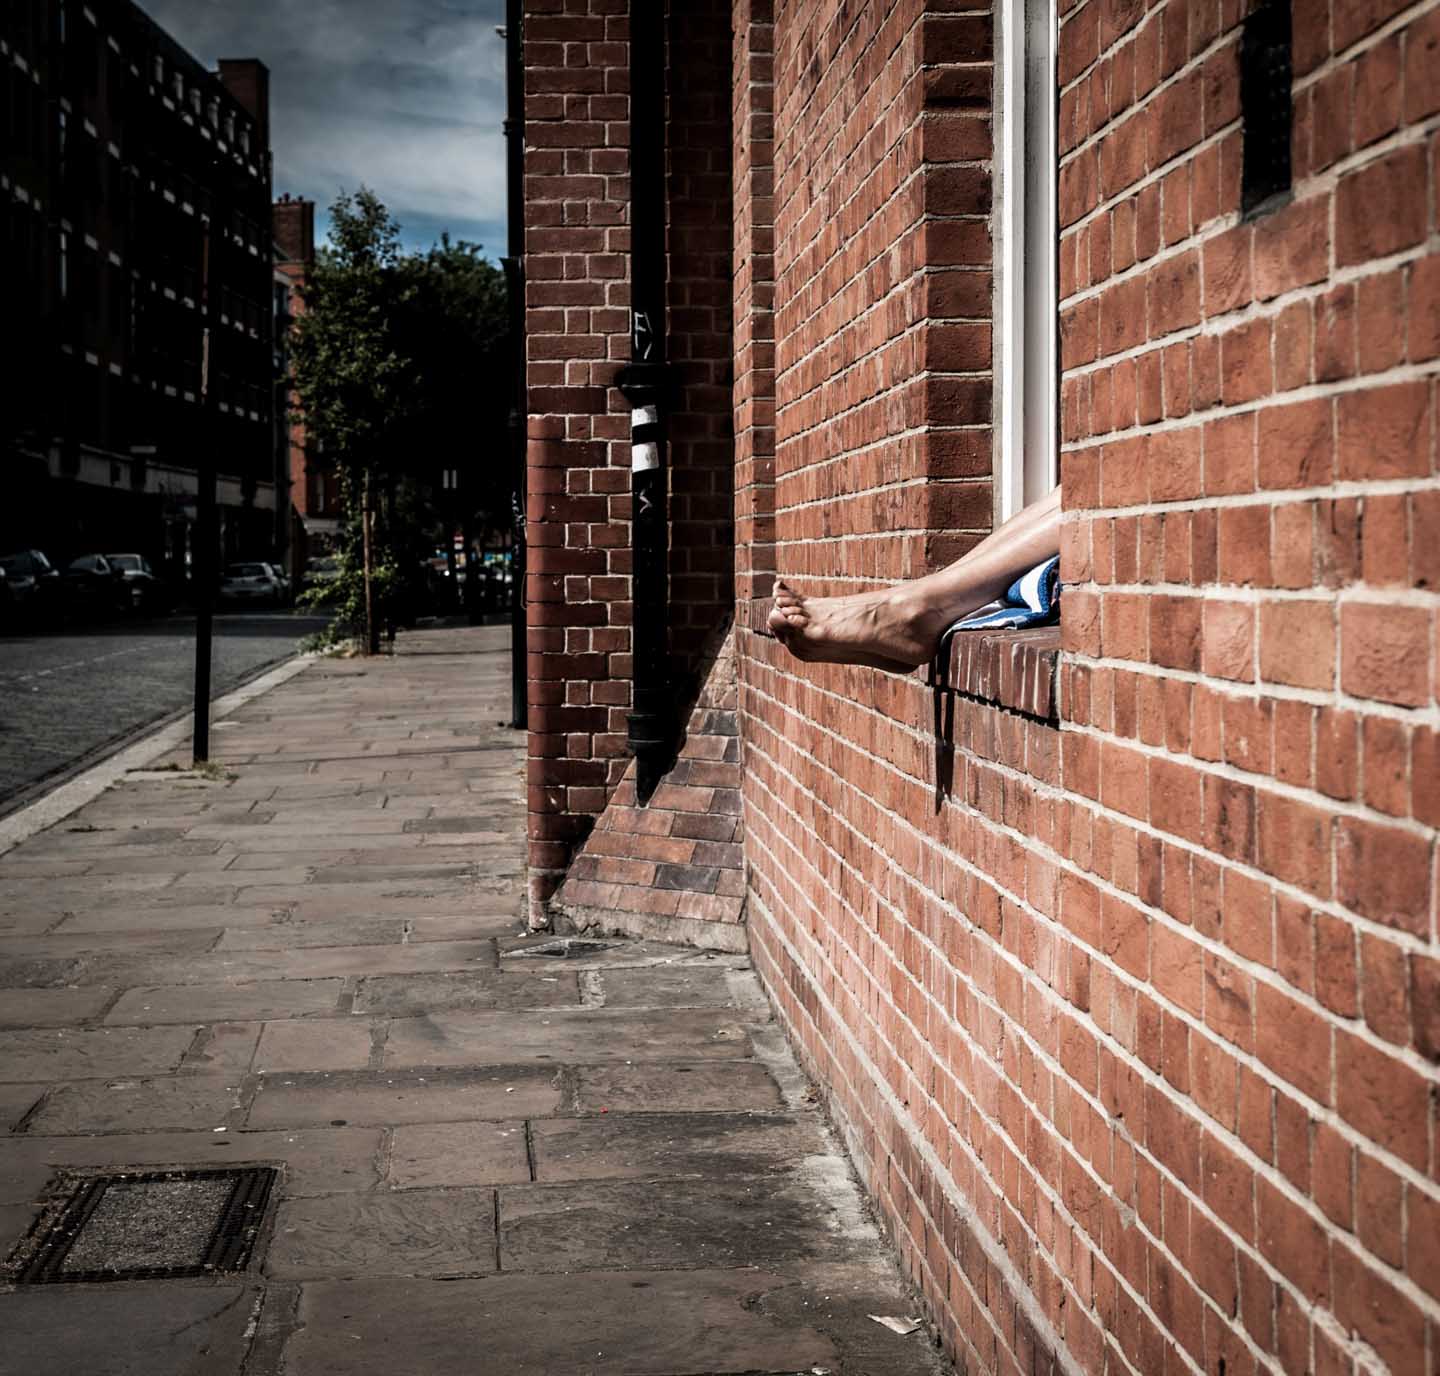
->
[1337, 381, 1431, 481]
[1412, 954, 1440, 1059]
[1253, 195, 1330, 301]
[1340, 602, 1432, 707]
[1335, 815, 1434, 936]
[1312, 1122, 1353, 1228]
[1332, 1238, 1429, 1376]
[1257, 791, 1333, 896]
[1404, 5, 1440, 122]
[1257, 398, 1333, 490]
[1258, 601, 1335, 690]
[1336, 144, 1429, 267]
[1204, 411, 1256, 494]
[1315, 913, 1361, 1018]
[1201, 600, 1255, 681]
[1338, 1031, 1434, 1174]
[1256, 1178, 1331, 1303]
[1254, 983, 1333, 1104]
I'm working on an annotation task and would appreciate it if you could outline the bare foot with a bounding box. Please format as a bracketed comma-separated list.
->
[766, 579, 951, 672]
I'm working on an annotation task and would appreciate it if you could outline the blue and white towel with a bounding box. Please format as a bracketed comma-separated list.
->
[946, 555, 1061, 633]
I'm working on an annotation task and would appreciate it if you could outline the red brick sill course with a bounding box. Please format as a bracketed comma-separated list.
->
[749, 597, 1060, 724]
[940, 626, 1060, 724]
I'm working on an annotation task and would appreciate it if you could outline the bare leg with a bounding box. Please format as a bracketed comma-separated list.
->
[768, 486, 1062, 670]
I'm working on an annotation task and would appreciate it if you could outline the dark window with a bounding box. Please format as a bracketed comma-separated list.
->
[1239, 0, 1292, 218]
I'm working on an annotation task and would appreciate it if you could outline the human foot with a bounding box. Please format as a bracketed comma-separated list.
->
[766, 579, 951, 671]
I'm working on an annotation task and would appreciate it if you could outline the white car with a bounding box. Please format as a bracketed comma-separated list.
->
[220, 562, 286, 606]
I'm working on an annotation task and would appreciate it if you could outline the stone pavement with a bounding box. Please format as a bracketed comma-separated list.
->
[0, 624, 951, 1376]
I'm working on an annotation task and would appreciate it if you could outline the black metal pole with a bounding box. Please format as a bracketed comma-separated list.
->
[502, 0, 527, 730]
[617, 0, 673, 801]
[192, 215, 218, 764]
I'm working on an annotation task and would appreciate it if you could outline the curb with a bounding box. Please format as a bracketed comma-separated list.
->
[0, 655, 314, 859]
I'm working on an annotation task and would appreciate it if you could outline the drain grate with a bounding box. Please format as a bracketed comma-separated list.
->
[14, 1167, 276, 1284]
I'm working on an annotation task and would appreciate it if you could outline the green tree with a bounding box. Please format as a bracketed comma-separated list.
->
[392, 236, 512, 589]
[288, 193, 512, 646]
[290, 188, 414, 653]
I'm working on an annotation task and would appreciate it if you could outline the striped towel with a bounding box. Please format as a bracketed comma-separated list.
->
[946, 555, 1062, 633]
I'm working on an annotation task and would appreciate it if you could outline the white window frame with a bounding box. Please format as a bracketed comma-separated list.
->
[994, 0, 1059, 522]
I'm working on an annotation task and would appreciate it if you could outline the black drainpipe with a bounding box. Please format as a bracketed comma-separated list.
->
[502, 0, 527, 731]
[616, 0, 674, 801]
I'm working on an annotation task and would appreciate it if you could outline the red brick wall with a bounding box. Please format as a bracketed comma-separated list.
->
[733, 0, 777, 623]
[523, 0, 733, 920]
[739, 3, 1440, 1376]
[523, 0, 633, 919]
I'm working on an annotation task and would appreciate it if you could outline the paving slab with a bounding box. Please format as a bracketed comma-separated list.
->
[499, 936, 750, 968]
[253, 1019, 376, 1073]
[0, 1026, 196, 1082]
[246, 1066, 562, 1129]
[0, 1084, 42, 1132]
[51, 906, 287, 934]
[498, 1174, 857, 1273]
[104, 979, 345, 1025]
[266, 1187, 498, 1279]
[0, 929, 222, 960]
[283, 1270, 839, 1376]
[388, 1121, 531, 1189]
[529, 1112, 825, 1182]
[0, 1201, 37, 1252]
[70, 940, 499, 988]
[0, 1282, 258, 1376]
[596, 965, 771, 1010]
[0, 955, 91, 988]
[24, 1077, 242, 1135]
[351, 970, 581, 1015]
[383, 1007, 753, 1068]
[572, 1061, 787, 1113]
[179, 1022, 262, 1076]
[0, 986, 116, 1027]
[0, 1126, 384, 1204]
[215, 919, 406, 950]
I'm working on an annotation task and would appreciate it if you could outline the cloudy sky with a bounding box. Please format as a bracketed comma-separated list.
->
[142, 0, 510, 256]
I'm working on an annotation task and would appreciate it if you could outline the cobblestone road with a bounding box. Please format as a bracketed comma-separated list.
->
[0, 611, 329, 807]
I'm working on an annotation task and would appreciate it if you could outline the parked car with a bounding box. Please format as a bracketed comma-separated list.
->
[0, 549, 63, 623]
[299, 556, 341, 599]
[219, 562, 287, 606]
[263, 562, 293, 605]
[63, 554, 129, 618]
[105, 553, 167, 613]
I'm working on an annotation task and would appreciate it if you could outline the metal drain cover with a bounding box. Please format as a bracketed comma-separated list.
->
[14, 1167, 276, 1284]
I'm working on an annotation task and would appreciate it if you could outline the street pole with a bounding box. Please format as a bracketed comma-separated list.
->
[192, 215, 218, 765]
[361, 469, 378, 655]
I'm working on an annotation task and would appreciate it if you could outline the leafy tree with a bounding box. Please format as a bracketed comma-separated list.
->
[289, 192, 513, 648]
[392, 236, 512, 578]
[290, 188, 414, 652]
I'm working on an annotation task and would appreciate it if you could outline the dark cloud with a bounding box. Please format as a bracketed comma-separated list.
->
[138, 0, 509, 254]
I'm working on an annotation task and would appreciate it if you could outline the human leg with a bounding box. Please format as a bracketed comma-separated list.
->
[767, 485, 1061, 669]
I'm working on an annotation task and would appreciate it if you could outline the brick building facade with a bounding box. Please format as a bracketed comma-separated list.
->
[1, 0, 277, 572]
[520, 2, 1440, 1371]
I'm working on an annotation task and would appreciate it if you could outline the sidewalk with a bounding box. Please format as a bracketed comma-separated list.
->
[0, 625, 950, 1376]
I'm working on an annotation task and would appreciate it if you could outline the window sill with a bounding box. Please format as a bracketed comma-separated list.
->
[753, 597, 1059, 723]
[935, 625, 1060, 724]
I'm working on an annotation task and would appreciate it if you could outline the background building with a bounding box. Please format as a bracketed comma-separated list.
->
[1, 0, 276, 578]
[520, 3, 1440, 1374]
[272, 191, 337, 578]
